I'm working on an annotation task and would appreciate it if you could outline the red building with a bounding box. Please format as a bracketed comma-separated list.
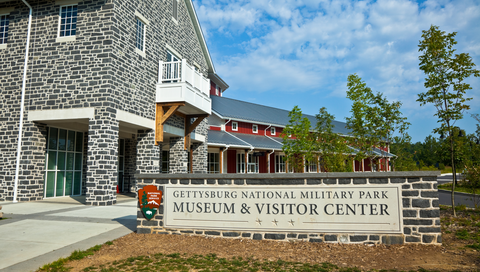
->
[205, 91, 394, 174]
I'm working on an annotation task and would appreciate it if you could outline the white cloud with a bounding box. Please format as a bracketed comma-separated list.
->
[193, 0, 480, 141]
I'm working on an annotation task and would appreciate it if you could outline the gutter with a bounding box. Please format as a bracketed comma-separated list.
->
[13, 0, 33, 203]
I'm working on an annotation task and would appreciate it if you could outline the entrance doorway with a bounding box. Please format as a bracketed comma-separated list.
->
[44, 127, 83, 198]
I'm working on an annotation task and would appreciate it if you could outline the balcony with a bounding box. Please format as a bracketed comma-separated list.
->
[156, 59, 211, 115]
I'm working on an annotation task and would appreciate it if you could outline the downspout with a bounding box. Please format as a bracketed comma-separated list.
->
[268, 150, 275, 173]
[13, 0, 33, 203]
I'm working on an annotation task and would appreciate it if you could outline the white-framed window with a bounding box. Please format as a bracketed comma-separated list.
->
[232, 121, 238, 131]
[135, 18, 145, 51]
[275, 154, 286, 173]
[58, 4, 78, 38]
[172, 0, 178, 22]
[208, 153, 220, 173]
[236, 152, 245, 173]
[0, 14, 10, 46]
[252, 124, 258, 134]
[215, 85, 221, 96]
[134, 11, 149, 57]
[247, 154, 259, 173]
[271, 127, 276, 135]
[305, 157, 318, 173]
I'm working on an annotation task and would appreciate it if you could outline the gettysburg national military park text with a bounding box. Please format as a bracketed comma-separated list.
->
[164, 186, 402, 233]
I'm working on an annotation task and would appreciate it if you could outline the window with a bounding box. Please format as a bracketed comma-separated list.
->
[172, 0, 178, 21]
[232, 122, 238, 131]
[252, 124, 258, 134]
[215, 85, 221, 96]
[237, 153, 245, 173]
[271, 127, 276, 135]
[162, 151, 170, 173]
[135, 18, 145, 51]
[208, 153, 220, 173]
[45, 128, 83, 198]
[0, 14, 9, 45]
[305, 157, 317, 173]
[247, 154, 259, 173]
[275, 155, 286, 173]
[58, 5, 78, 37]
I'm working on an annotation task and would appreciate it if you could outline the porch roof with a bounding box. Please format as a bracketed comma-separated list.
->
[208, 130, 283, 150]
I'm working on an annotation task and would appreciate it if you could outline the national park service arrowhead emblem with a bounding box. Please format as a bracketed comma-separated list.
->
[138, 185, 162, 220]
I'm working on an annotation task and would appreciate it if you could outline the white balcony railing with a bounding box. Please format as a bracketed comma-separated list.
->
[156, 59, 211, 115]
[158, 59, 210, 97]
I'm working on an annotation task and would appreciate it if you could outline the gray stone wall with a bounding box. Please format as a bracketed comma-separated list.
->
[169, 137, 188, 173]
[135, 171, 442, 245]
[136, 130, 160, 174]
[0, 0, 211, 201]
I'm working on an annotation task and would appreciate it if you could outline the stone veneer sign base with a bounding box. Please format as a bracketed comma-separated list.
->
[136, 172, 441, 245]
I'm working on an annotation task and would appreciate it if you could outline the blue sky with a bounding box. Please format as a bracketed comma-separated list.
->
[193, 0, 480, 143]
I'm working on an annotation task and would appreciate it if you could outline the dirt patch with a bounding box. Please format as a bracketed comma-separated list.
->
[66, 209, 479, 271]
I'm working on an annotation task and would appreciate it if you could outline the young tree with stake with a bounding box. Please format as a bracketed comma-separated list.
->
[417, 25, 480, 216]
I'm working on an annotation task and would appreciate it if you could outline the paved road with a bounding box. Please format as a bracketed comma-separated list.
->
[438, 190, 479, 208]
[437, 174, 478, 208]
[0, 194, 137, 272]
[437, 173, 463, 185]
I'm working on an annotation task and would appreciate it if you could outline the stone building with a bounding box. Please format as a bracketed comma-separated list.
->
[0, 0, 228, 204]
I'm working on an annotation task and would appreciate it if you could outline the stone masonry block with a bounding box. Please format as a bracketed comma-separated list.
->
[412, 199, 430, 208]
[420, 210, 440, 218]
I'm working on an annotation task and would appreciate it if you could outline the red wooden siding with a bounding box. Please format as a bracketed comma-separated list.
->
[225, 121, 282, 138]
[270, 153, 275, 173]
[210, 81, 217, 96]
[227, 149, 236, 173]
[259, 153, 267, 173]
[209, 126, 221, 131]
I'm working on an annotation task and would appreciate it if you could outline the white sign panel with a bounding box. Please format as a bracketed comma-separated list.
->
[164, 185, 403, 233]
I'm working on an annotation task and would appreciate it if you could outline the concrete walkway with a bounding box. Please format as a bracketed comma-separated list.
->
[0, 194, 137, 272]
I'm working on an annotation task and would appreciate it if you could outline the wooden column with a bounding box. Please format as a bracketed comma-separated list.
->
[219, 148, 224, 174]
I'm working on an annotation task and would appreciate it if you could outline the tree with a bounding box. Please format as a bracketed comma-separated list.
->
[417, 25, 480, 216]
[315, 107, 352, 172]
[281, 106, 315, 172]
[390, 133, 417, 171]
[281, 106, 353, 173]
[346, 74, 410, 172]
[346, 74, 377, 171]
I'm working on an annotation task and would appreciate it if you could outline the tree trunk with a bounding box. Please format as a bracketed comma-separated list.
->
[449, 126, 456, 217]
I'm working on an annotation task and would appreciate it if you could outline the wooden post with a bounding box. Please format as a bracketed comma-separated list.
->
[219, 148, 223, 174]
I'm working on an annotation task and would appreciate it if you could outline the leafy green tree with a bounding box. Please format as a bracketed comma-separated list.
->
[346, 74, 377, 171]
[281, 106, 315, 172]
[417, 25, 480, 216]
[390, 133, 416, 171]
[315, 107, 352, 172]
[346, 74, 410, 172]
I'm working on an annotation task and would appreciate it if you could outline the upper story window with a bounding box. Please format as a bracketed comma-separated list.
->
[252, 124, 258, 134]
[271, 127, 276, 135]
[135, 18, 145, 51]
[134, 11, 149, 57]
[232, 122, 238, 131]
[215, 85, 221, 96]
[167, 50, 180, 62]
[0, 14, 9, 45]
[58, 5, 78, 38]
[172, 0, 178, 22]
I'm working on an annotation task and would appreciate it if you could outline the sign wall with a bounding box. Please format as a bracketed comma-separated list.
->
[164, 185, 402, 233]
